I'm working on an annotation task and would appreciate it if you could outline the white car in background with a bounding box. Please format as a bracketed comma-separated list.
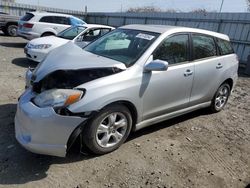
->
[18, 11, 86, 40]
[24, 24, 115, 62]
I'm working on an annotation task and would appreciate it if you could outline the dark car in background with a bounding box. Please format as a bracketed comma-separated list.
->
[0, 12, 19, 36]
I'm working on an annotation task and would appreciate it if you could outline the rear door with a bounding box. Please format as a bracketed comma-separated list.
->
[38, 16, 70, 35]
[52, 16, 71, 33]
[189, 34, 222, 106]
[142, 34, 195, 120]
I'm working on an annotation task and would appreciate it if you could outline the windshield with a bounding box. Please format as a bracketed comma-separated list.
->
[84, 29, 160, 67]
[57, 26, 86, 40]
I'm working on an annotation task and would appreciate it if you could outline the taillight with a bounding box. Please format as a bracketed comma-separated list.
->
[23, 23, 34, 28]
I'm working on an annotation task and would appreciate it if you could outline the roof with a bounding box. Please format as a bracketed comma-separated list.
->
[120, 24, 229, 41]
[29, 11, 75, 18]
[84, 24, 115, 29]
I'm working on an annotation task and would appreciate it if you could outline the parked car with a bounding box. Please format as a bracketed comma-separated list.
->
[16, 24, 238, 157]
[18, 11, 86, 40]
[24, 24, 115, 62]
[0, 12, 19, 36]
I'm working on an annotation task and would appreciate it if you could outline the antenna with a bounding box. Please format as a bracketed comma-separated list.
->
[219, 0, 225, 12]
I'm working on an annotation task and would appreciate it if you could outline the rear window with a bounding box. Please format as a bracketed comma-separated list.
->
[39, 16, 53, 23]
[21, 13, 34, 21]
[39, 16, 70, 25]
[192, 34, 217, 60]
[39, 16, 54, 23]
[217, 38, 234, 55]
[53, 16, 70, 25]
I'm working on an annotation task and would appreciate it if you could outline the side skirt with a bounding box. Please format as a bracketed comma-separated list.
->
[135, 101, 211, 131]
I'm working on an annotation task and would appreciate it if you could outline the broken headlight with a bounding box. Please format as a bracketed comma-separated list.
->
[33, 89, 84, 108]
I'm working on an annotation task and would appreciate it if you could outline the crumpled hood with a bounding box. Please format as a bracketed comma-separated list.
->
[34, 41, 126, 81]
[29, 36, 69, 47]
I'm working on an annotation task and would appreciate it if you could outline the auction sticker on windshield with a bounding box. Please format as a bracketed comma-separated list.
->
[136, 33, 155, 40]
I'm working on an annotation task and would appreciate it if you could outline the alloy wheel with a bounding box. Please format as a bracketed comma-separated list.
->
[96, 112, 128, 148]
[215, 85, 230, 110]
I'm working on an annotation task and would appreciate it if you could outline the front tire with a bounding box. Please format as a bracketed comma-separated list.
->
[83, 104, 132, 154]
[210, 83, 231, 113]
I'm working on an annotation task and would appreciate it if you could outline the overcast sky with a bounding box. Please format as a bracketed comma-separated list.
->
[16, 0, 248, 12]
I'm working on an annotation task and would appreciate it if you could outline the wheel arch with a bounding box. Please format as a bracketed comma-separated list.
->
[66, 100, 138, 154]
[222, 78, 233, 90]
[5, 21, 18, 27]
[41, 31, 56, 37]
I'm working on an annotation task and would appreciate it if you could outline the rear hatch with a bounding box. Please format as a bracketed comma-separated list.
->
[18, 13, 34, 32]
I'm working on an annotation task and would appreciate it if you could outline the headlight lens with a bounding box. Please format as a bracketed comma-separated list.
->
[28, 43, 52, 49]
[33, 89, 84, 108]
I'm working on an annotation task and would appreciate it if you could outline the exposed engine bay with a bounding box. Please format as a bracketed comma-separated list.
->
[32, 67, 123, 93]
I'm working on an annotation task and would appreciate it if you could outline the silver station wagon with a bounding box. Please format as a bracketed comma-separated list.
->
[15, 24, 238, 157]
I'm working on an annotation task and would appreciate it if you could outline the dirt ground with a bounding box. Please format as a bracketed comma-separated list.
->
[0, 33, 249, 188]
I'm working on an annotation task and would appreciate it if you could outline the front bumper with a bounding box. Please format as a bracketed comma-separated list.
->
[15, 89, 85, 157]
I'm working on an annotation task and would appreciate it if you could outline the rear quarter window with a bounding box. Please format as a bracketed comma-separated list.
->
[53, 16, 70, 25]
[217, 38, 234, 55]
[39, 16, 54, 23]
[21, 13, 34, 21]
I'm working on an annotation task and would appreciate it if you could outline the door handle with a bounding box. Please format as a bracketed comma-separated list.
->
[184, 69, 193, 77]
[216, 63, 223, 69]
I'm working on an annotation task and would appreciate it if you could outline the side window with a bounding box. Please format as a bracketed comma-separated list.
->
[39, 16, 54, 23]
[217, 38, 234, 55]
[153, 34, 189, 65]
[53, 16, 70, 25]
[82, 28, 101, 41]
[192, 34, 216, 60]
[100, 28, 111, 36]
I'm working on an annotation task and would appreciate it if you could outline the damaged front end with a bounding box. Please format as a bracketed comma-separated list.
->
[32, 67, 123, 93]
[18, 66, 124, 156]
[29, 67, 123, 117]
[16, 42, 128, 157]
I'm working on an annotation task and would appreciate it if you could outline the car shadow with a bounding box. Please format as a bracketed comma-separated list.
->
[0, 32, 10, 37]
[0, 42, 26, 48]
[0, 103, 94, 185]
[12, 58, 37, 68]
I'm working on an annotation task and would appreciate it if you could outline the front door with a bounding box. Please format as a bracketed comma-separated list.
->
[142, 34, 194, 120]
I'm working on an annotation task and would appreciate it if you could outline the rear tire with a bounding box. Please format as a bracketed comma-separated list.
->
[83, 104, 132, 155]
[210, 83, 231, 113]
[6, 24, 18, 36]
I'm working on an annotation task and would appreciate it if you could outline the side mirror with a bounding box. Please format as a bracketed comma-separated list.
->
[144, 60, 169, 72]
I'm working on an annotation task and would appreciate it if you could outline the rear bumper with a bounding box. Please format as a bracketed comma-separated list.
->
[15, 89, 85, 157]
[18, 30, 39, 40]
